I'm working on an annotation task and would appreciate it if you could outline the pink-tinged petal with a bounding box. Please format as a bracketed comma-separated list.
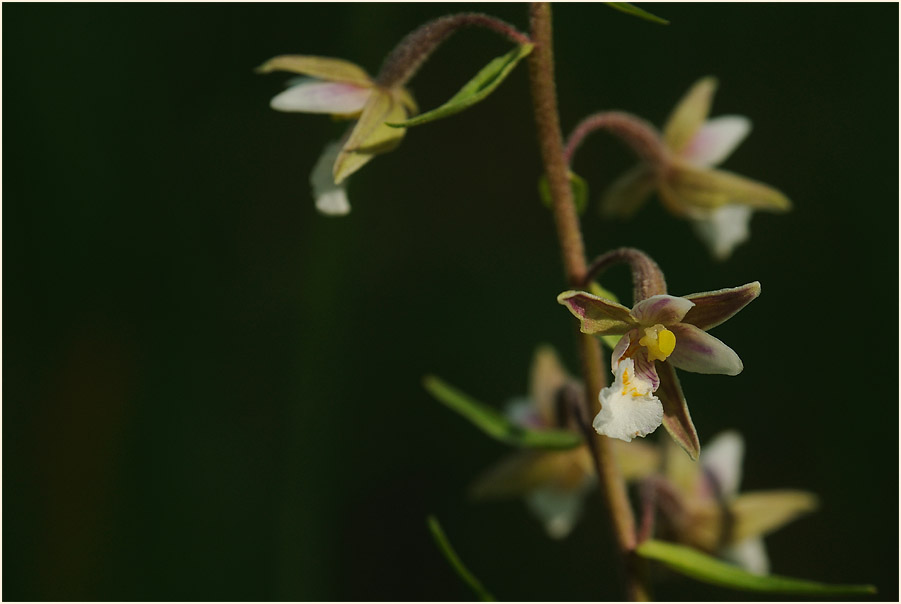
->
[599, 164, 656, 218]
[681, 281, 761, 331]
[270, 80, 372, 114]
[557, 291, 635, 335]
[668, 324, 743, 375]
[256, 55, 373, 87]
[681, 115, 751, 168]
[610, 329, 634, 366]
[310, 140, 351, 215]
[701, 430, 744, 498]
[631, 294, 695, 326]
[632, 351, 660, 391]
[663, 76, 718, 154]
[655, 362, 700, 460]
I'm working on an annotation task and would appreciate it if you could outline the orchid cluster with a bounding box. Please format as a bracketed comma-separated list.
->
[260, 4, 873, 600]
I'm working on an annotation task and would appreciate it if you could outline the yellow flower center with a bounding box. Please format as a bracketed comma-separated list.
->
[638, 324, 676, 362]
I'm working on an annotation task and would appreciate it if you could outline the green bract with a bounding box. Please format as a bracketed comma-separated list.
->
[388, 44, 533, 128]
[423, 375, 582, 450]
[538, 170, 589, 215]
[605, 3, 670, 25]
[636, 540, 877, 596]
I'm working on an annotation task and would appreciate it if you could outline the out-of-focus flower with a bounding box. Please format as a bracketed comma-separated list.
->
[257, 55, 417, 215]
[601, 77, 791, 259]
[657, 431, 818, 575]
[470, 346, 658, 538]
[558, 282, 760, 456]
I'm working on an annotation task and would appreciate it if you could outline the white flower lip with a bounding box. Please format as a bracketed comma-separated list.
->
[593, 358, 663, 442]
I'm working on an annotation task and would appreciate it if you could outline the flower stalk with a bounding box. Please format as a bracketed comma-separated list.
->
[377, 13, 531, 89]
[526, 3, 646, 600]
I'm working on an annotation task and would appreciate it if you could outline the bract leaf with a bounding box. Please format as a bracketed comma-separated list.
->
[605, 3, 670, 25]
[636, 539, 876, 596]
[424, 375, 582, 450]
[427, 515, 495, 602]
[538, 171, 589, 214]
[387, 44, 533, 128]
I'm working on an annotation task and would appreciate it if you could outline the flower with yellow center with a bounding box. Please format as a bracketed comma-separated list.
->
[558, 281, 761, 458]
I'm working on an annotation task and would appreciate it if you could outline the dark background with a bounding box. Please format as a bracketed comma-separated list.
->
[4, 3, 898, 601]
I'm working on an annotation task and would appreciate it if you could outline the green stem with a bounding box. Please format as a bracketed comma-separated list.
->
[525, 3, 646, 601]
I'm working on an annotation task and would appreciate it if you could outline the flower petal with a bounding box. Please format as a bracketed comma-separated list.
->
[526, 484, 592, 539]
[722, 538, 770, 576]
[730, 490, 819, 543]
[609, 439, 662, 481]
[668, 324, 743, 375]
[690, 204, 754, 261]
[270, 80, 372, 115]
[594, 359, 663, 442]
[631, 294, 695, 326]
[599, 164, 656, 218]
[529, 346, 578, 427]
[663, 76, 718, 154]
[309, 141, 351, 216]
[701, 430, 744, 498]
[681, 115, 751, 168]
[681, 282, 761, 331]
[664, 162, 792, 213]
[333, 91, 408, 184]
[256, 55, 373, 87]
[557, 291, 635, 335]
[655, 362, 700, 460]
[469, 449, 593, 499]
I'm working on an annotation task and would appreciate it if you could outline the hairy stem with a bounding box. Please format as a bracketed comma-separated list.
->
[583, 247, 668, 302]
[526, 3, 645, 601]
[377, 13, 531, 88]
[564, 111, 670, 167]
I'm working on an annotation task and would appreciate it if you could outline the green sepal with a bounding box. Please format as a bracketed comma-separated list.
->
[635, 539, 876, 596]
[587, 282, 625, 350]
[538, 171, 588, 215]
[427, 516, 495, 602]
[424, 375, 582, 450]
[605, 3, 670, 25]
[387, 44, 533, 128]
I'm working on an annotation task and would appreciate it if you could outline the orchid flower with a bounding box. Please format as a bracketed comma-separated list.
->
[658, 431, 819, 575]
[558, 281, 760, 458]
[257, 55, 417, 215]
[601, 77, 791, 259]
[470, 346, 658, 539]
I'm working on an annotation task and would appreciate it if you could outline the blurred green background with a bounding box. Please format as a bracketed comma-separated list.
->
[4, 3, 897, 601]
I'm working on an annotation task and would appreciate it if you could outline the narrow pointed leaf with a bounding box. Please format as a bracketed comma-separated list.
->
[388, 44, 533, 128]
[424, 376, 582, 449]
[539, 170, 589, 214]
[427, 516, 495, 602]
[636, 539, 876, 596]
[655, 362, 700, 460]
[605, 3, 670, 25]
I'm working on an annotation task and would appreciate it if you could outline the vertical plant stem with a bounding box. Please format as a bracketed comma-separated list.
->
[526, 3, 647, 601]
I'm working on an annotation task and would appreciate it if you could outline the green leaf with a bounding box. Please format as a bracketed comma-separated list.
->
[538, 171, 588, 215]
[605, 3, 670, 25]
[427, 516, 495, 602]
[587, 282, 625, 350]
[636, 539, 877, 596]
[388, 44, 533, 128]
[423, 375, 582, 450]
